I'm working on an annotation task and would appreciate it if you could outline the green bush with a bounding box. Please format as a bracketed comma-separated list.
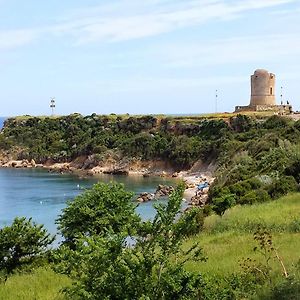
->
[175, 207, 204, 237]
[285, 159, 300, 183]
[259, 277, 300, 300]
[0, 217, 54, 277]
[212, 194, 236, 215]
[263, 115, 290, 129]
[238, 189, 271, 205]
[230, 114, 254, 133]
[268, 176, 298, 199]
[54, 184, 206, 299]
[56, 182, 140, 246]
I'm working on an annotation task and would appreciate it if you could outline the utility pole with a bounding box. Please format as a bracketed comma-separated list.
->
[215, 89, 218, 113]
[50, 97, 56, 116]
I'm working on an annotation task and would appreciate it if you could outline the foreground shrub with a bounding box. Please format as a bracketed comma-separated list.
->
[175, 207, 205, 237]
[54, 184, 206, 299]
[263, 277, 300, 300]
[56, 182, 141, 246]
[0, 217, 54, 278]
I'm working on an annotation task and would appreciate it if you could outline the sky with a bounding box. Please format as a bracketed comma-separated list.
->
[0, 0, 299, 116]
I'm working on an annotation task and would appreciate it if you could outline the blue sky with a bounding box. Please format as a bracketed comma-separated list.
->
[0, 0, 299, 116]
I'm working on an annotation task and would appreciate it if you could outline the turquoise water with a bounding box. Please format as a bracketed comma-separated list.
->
[0, 168, 176, 236]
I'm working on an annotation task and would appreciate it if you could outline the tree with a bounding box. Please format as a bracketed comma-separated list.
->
[212, 194, 236, 215]
[56, 182, 141, 246]
[0, 217, 54, 277]
[54, 184, 206, 299]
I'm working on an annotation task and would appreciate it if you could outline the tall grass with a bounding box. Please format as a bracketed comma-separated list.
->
[204, 193, 300, 234]
[185, 193, 300, 276]
[0, 267, 70, 300]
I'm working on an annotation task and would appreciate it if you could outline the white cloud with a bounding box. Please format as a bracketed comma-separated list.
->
[63, 0, 297, 44]
[156, 33, 300, 68]
[0, 29, 38, 50]
[0, 0, 297, 49]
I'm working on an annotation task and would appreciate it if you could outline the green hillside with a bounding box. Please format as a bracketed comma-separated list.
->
[1, 193, 299, 299]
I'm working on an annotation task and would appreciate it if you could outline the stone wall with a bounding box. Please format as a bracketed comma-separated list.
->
[235, 104, 292, 114]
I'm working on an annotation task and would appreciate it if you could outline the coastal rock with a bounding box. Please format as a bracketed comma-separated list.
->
[5, 160, 23, 168]
[137, 192, 155, 203]
[155, 185, 174, 197]
[30, 159, 36, 167]
[190, 194, 208, 207]
[21, 159, 30, 167]
[136, 185, 174, 203]
[103, 168, 129, 175]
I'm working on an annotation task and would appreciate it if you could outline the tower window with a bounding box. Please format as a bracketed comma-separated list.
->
[270, 87, 273, 95]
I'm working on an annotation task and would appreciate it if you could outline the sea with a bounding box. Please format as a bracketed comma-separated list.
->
[0, 165, 176, 238]
[0, 116, 177, 240]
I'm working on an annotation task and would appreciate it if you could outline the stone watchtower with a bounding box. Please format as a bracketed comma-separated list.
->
[235, 68, 292, 113]
[250, 69, 276, 107]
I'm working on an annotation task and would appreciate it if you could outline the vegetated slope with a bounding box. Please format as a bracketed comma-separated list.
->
[0, 267, 70, 300]
[0, 113, 227, 169]
[185, 193, 300, 276]
[1, 113, 300, 214]
[1, 193, 299, 299]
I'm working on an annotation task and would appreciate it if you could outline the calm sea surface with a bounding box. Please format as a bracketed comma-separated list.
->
[0, 117, 177, 240]
[0, 168, 176, 236]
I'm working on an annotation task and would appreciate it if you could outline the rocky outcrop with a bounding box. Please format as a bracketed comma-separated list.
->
[2, 159, 37, 169]
[136, 184, 175, 202]
[190, 193, 209, 207]
[155, 184, 174, 197]
[137, 192, 155, 203]
[103, 168, 129, 175]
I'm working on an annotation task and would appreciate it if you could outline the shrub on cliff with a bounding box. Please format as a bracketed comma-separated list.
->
[238, 189, 271, 205]
[168, 136, 202, 168]
[230, 114, 254, 133]
[263, 115, 291, 130]
[268, 176, 298, 199]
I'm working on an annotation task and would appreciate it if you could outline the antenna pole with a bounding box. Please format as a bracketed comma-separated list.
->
[50, 97, 56, 116]
[215, 89, 218, 113]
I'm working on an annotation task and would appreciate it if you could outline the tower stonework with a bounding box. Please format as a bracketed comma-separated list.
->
[250, 69, 276, 106]
[235, 69, 292, 114]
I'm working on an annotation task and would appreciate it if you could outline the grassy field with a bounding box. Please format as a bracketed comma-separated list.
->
[0, 268, 70, 300]
[0, 194, 299, 299]
[185, 193, 300, 276]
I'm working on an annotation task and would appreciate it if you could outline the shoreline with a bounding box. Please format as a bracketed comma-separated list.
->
[0, 159, 215, 204]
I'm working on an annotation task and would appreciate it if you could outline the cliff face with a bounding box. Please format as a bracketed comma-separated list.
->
[0, 114, 228, 172]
